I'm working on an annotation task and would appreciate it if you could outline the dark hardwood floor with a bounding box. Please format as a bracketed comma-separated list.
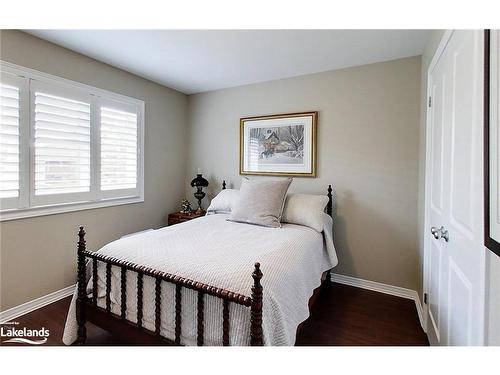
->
[0, 282, 428, 346]
[296, 283, 428, 345]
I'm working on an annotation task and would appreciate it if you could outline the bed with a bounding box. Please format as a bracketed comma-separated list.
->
[63, 184, 337, 346]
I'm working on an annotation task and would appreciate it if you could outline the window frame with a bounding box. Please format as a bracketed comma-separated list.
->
[0, 61, 145, 221]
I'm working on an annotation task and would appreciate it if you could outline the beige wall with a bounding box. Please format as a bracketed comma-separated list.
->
[186, 56, 422, 290]
[0, 30, 188, 310]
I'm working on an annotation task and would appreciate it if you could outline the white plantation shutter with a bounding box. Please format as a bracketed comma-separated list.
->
[33, 89, 91, 197]
[0, 62, 144, 220]
[100, 106, 138, 191]
[0, 82, 20, 199]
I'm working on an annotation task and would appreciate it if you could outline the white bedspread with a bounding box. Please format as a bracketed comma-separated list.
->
[62, 213, 337, 346]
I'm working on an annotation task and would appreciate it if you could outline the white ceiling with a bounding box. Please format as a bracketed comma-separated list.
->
[26, 30, 430, 95]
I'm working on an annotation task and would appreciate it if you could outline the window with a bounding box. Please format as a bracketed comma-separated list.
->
[100, 104, 138, 193]
[0, 62, 144, 221]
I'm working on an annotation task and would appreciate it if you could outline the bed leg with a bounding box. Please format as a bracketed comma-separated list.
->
[250, 262, 263, 346]
[326, 269, 332, 283]
[75, 226, 87, 345]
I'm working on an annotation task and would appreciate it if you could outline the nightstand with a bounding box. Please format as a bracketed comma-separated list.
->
[168, 211, 206, 226]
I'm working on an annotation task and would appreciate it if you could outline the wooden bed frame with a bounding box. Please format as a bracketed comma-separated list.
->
[75, 183, 333, 346]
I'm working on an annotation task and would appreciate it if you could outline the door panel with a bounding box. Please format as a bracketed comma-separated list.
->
[427, 39, 449, 345]
[430, 77, 445, 214]
[449, 37, 476, 237]
[429, 240, 442, 342]
[447, 259, 472, 345]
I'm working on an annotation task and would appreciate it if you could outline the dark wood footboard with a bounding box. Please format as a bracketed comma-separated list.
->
[75, 226, 263, 346]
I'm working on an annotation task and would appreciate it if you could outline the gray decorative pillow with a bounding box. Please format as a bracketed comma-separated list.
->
[228, 178, 292, 228]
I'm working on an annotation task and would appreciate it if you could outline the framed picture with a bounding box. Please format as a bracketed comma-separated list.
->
[239, 111, 317, 177]
[485, 29, 500, 257]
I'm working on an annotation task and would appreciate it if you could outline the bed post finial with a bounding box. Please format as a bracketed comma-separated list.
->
[78, 226, 86, 252]
[76, 226, 87, 344]
[250, 262, 263, 346]
[222, 180, 226, 190]
[327, 185, 333, 217]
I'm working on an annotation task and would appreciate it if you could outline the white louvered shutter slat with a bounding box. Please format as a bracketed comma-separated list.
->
[0, 83, 20, 199]
[100, 107, 138, 191]
[34, 91, 91, 196]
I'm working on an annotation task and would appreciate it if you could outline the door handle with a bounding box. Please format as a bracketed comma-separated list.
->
[431, 226, 449, 242]
[440, 226, 449, 242]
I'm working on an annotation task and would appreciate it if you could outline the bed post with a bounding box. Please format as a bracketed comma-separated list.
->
[327, 185, 333, 217]
[75, 226, 87, 345]
[326, 185, 333, 282]
[222, 180, 226, 190]
[250, 262, 263, 346]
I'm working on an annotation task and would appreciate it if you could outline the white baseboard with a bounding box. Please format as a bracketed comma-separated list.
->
[0, 284, 75, 324]
[330, 273, 425, 330]
[0, 275, 426, 332]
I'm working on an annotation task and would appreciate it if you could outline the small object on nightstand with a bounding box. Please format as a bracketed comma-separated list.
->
[168, 211, 205, 226]
[190, 170, 209, 214]
[180, 198, 193, 213]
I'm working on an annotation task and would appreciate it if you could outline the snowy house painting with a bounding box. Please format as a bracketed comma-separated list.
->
[240, 112, 317, 177]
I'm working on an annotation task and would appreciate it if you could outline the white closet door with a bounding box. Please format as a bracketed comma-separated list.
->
[425, 30, 486, 346]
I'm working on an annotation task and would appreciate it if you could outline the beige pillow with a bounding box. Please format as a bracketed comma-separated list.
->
[228, 178, 292, 228]
[282, 194, 329, 232]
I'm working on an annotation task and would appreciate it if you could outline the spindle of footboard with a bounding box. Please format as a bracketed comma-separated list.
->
[175, 284, 182, 344]
[223, 299, 230, 346]
[197, 291, 204, 346]
[92, 258, 98, 305]
[120, 266, 127, 319]
[105, 262, 112, 313]
[155, 277, 162, 335]
[137, 272, 144, 328]
[76, 226, 87, 345]
[250, 262, 263, 346]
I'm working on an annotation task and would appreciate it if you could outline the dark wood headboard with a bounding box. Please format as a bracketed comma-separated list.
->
[221, 180, 333, 217]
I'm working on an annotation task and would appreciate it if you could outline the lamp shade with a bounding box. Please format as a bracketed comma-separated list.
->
[190, 173, 209, 188]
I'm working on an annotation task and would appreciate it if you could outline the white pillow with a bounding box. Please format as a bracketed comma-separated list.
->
[281, 194, 329, 232]
[206, 189, 240, 214]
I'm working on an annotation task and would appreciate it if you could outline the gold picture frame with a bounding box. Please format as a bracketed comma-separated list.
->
[240, 111, 317, 177]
